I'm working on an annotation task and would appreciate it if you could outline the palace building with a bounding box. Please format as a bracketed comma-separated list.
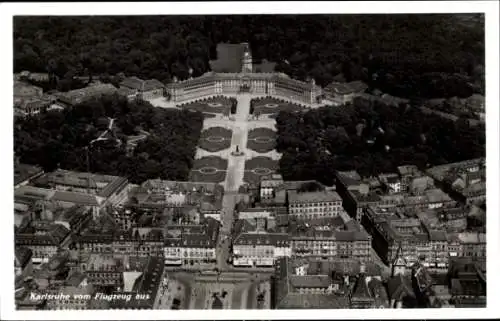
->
[166, 43, 322, 105]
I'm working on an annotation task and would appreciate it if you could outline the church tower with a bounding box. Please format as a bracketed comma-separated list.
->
[391, 244, 407, 277]
[242, 43, 253, 73]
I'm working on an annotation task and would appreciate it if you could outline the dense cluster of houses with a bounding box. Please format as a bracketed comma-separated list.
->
[13, 151, 486, 310]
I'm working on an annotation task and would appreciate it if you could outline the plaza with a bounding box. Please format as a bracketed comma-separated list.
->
[163, 271, 272, 310]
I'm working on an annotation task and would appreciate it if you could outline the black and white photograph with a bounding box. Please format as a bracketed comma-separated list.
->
[1, 1, 499, 320]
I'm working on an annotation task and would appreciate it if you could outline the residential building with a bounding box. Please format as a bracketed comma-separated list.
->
[14, 79, 43, 103]
[163, 218, 220, 266]
[289, 222, 371, 261]
[362, 207, 450, 268]
[348, 266, 388, 308]
[39, 169, 129, 206]
[15, 98, 52, 116]
[14, 162, 44, 188]
[77, 228, 114, 254]
[31, 253, 71, 290]
[53, 205, 93, 235]
[323, 80, 368, 105]
[447, 258, 486, 307]
[134, 180, 223, 217]
[65, 271, 89, 288]
[80, 253, 125, 288]
[258, 175, 325, 207]
[232, 215, 290, 266]
[44, 285, 94, 310]
[15, 246, 34, 281]
[334, 170, 362, 197]
[119, 77, 165, 101]
[132, 228, 164, 257]
[387, 274, 417, 308]
[411, 261, 435, 307]
[426, 158, 485, 204]
[117, 86, 138, 101]
[345, 189, 381, 222]
[111, 228, 164, 257]
[378, 173, 402, 194]
[18, 71, 50, 82]
[15, 222, 71, 265]
[273, 257, 350, 309]
[54, 83, 117, 107]
[408, 175, 435, 195]
[288, 275, 335, 294]
[287, 190, 342, 219]
[399, 188, 455, 210]
[334, 171, 384, 222]
[378, 194, 405, 210]
[397, 165, 422, 193]
[455, 232, 486, 258]
[232, 232, 290, 267]
[109, 257, 164, 309]
[259, 174, 285, 200]
[112, 231, 137, 256]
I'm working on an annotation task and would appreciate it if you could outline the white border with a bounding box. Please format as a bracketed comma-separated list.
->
[1, 1, 499, 320]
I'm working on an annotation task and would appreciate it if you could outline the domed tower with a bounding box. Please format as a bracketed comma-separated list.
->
[242, 43, 253, 73]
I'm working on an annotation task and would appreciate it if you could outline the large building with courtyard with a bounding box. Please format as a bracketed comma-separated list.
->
[166, 43, 322, 105]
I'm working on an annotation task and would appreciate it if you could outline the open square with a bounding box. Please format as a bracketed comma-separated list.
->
[244, 156, 279, 185]
[247, 127, 277, 153]
[169, 272, 272, 310]
[198, 127, 233, 152]
[189, 156, 228, 183]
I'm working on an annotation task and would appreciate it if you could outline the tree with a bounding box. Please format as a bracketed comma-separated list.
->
[14, 95, 204, 184]
[14, 15, 484, 98]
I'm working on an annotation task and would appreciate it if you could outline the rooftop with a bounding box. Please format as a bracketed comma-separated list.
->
[306, 260, 382, 276]
[350, 190, 381, 203]
[14, 80, 43, 98]
[14, 163, 43, 186]
[16, 223, 71, 246]
[289, 275, 331, 289]
[457, 232, 486, 244]
[65, 271, 87, 287]
[426, 158, 485, 181]
[15, 246, 33, 268]
[15, 185, 54, 203]
[120, 77, 165, 92]
[277, 293, 349, 309]
[136, 179, 223, 209]
[287, 190, 341, 203]
[55, 83, 117, 106]
[325, 80, 368, 96]
[336, 170, 362, 186]
[117, 86, 137, 97]
[52, 190, 104, 206]
[131, 257, 163, 306]
[164, 219, 220, 248]
[86, 254, 123, 271]
[424, 188, 453, 203]
[387, 274, 414, 301]
[234, 231, 289, 247]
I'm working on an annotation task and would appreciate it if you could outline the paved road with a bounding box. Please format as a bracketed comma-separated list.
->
[216, 94, 254, 270]
[194, 93, 280, 273]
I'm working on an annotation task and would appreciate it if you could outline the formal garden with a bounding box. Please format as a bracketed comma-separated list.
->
[189, 156, 228, 183]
